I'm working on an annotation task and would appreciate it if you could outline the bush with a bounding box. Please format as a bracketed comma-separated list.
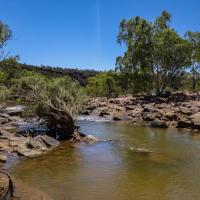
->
[86, 72, 121, 97]
[12, 72, 87, 139]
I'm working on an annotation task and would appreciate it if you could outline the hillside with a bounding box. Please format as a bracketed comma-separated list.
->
[19, 63, 99, 86]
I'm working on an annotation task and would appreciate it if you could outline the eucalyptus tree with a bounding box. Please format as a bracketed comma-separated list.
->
[0, 21, 12, 60]
[116, 11, 191, 95]
[0, 21, 19, 87]
[185, 31, 200, 90]
[0, 20, 12, 109]
[152, 12, 191, 94]
[116, 16, 154, 94]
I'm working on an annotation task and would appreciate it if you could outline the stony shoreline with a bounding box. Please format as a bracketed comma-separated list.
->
[82, 92, 200, 131]
[0, 105, 99, 165]
[0, 114, 61, 163]
[0, 106, 99, 200]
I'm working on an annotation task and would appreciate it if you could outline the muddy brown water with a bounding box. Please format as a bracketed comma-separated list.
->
[10, 121, 200, 200]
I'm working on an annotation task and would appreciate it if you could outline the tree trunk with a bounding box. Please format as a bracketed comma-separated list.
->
[192, 66, 197, 91]
[44, 103, 75, 140]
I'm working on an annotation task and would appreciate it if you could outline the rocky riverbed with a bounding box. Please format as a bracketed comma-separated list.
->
[82, 92, 200, 131]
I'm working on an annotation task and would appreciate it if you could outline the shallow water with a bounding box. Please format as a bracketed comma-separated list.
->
[11, 121, 200, 200]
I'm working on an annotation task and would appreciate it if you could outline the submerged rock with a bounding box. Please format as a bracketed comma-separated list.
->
[83, 135, 99, 144]
[130, 147, 153, 153]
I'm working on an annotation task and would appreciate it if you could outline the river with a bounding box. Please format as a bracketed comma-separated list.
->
[10, 120, 200, 200]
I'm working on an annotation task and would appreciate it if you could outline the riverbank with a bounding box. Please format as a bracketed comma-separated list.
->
[0, 111, 61, 160]
[0, 106, 99, 163]
[82, 92, 200, 131]
[0, 112, 86, 199]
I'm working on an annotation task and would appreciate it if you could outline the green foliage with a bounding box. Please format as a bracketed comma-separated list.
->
[0, 20, 12, 60]
[0, 71, 8, 84]
[185, 31, 200, 90]
[116, 11, 192, 95]
[0, 86, 10, 110]
[12, 72, 86, 118]
[116, 16, 154, 94]
[0, 21, 12, 44]
[86, 72, 121, 97]
[0, 56, 20, 83]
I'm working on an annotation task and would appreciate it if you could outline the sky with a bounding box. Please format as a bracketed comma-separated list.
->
[1, 0, 200, 70]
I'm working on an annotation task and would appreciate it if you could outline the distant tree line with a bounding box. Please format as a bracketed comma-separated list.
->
[19, 63, 99, 86]
[1, 11, 200, 103]
[87, 11, 200, 97]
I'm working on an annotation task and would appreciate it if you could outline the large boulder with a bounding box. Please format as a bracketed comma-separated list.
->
[17, 145, 42, 158]
[27, 137, 47, 150]
[142, 112, 161, 121]
[143, 104, 156, 112]
[191, 112, 200, 129]
[176, 119, 193, 128]
[5, 105, 24, 116]
[27, 135, 60, 150]
[38, 135, 60, 148]
[0, 117, 10, 125]
[0, 129, 19, 141]
[0, 140, 9, 149]
[125, 105, 136, 111]
[180, 107, 193, 116]
[9, 137, 27, 148]
[151, 119, 168, 128]
[99, 109, 110, 117]
[80, 110, 91, 115]
[112, 112, 129, 121]
[0, 155, 7, 163]
[83, 135, 99, 144]
[162, 111, 177, 121]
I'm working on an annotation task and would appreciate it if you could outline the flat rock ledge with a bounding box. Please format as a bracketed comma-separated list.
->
[81, 92, 200, 131]
[0, 128, 60, 159]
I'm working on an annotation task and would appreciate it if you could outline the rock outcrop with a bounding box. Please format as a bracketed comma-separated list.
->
[0, 128, 61, 158]
[0, 108, 61, 159]
[82, 92, 200, 131]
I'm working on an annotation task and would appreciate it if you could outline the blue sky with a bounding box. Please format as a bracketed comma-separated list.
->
[1, 0, 200, 70]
